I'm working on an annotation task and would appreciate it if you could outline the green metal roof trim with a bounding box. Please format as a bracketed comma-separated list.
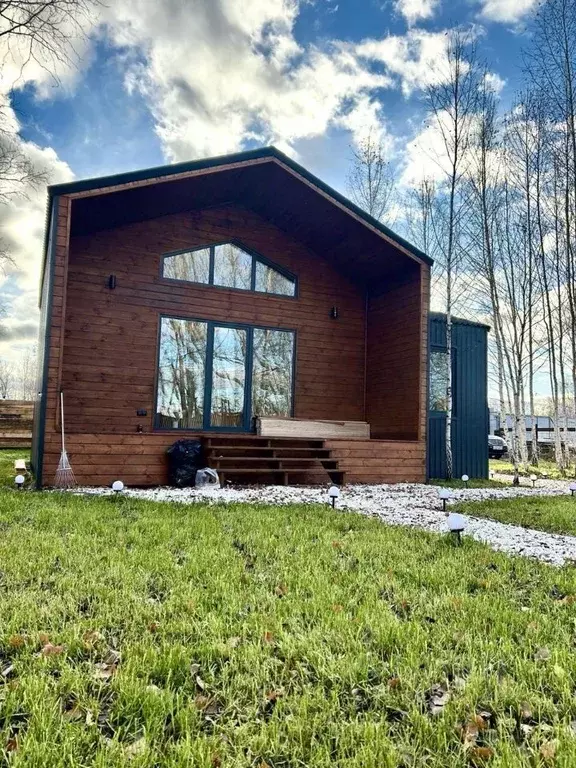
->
[430, 312, 491, 331]
[47, 146, 433, 266]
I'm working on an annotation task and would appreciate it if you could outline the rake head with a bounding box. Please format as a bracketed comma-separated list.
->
[54, 450, 77, 489]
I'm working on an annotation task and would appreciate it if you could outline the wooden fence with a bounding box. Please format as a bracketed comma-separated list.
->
[0, 400, 33, 449]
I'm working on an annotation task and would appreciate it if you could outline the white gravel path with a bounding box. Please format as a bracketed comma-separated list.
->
[74, 477, 576, 566]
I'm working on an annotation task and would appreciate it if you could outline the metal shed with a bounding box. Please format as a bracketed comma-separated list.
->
[427, 314, 489, 479]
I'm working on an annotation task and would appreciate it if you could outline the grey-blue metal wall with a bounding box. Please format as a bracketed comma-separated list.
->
[427, 315, 489, 479]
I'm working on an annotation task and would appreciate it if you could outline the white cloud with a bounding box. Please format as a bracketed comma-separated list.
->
[356, 29, 454, 97]
[99, 0, 391, 160]
[395, 0, 441, 26]
[477, 0, 538, 24]
[484, 71, 506, 95]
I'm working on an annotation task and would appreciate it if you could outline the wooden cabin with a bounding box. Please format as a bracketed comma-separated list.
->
[31, 147, 431, 487]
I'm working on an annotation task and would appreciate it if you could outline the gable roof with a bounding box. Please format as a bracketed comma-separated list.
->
[48, 146, 432, 267]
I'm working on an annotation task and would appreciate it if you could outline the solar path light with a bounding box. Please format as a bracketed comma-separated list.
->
[328, 486, 340, 508]
[14, 475, 25, 491]
[112, 480, 125, 494]
[438, 488, 452, 513]
[530, 474, 537, 488]
[461, 474, 469, 488]
[447, 513, 466, 545]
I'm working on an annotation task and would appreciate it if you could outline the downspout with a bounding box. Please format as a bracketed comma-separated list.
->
[34, 195, 60, 488]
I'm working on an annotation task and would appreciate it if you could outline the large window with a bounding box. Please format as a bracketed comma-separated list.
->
[429, 349, 449, 412]
[162, 243, 296, 297]
[156, 317, 295, 430]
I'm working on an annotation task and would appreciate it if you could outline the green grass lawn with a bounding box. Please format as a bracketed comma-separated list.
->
[2, 477, 576, 765]
[490, 458, 576, 480]
[455, 494, 576, 538]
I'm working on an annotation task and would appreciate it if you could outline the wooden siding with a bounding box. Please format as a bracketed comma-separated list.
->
[365, 264, 430, 442]
[36, 189, 429, 487]
[60, 204, 366, 435]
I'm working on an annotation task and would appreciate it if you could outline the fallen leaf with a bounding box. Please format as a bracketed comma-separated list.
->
[462, 721, 479, 749]
[93, 662, 116, 681]
[8, 635, 26, 649]
[195, 675, 206, 690]
[190, 662, 201, 678]
[520, 724, 534, 739]
[124, 736, 147, 759]
[38, 633, 50, 645]
[332, 541, 342, 549]
[520, 702, 533, 721]
[103, 649, 121, 665]
[388, 676, 401, 689]
[468, 746, 494, 765]
[560, 595, 576, 606]
[63, 704, 84, 722]
[266, 689, 283, 701]
[427, 684, 451, 716]
[332, 604, 344, 613]
[82, 630, 103, 648]
[147, 622, 159, 633]
[194, 695, 210, 710]
[85, 710, 95, 726]
[275, 584, 288, 597]
[41, 643, 64, 657]
[227, 636, 241, 648]
[211, 755, 222, 767]
[6, 736, 18, 752]
[263, 631, 274, 644]
[539, 739, 558, 762]
[146, 684, 161, 694]
[535, 647, 551, 661]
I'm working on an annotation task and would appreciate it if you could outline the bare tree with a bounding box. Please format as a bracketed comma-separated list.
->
[422, 29, 481, 478]
[0, 359, 13, 398]
[347, 127, 396, 222]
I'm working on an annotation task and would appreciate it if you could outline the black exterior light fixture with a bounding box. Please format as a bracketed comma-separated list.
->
[330, 306, 339, 319]
[108, 274, 117, 290]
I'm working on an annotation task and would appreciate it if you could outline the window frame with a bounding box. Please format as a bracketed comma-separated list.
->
[160, 240, 298, 298]
[154, 313, 297, 432]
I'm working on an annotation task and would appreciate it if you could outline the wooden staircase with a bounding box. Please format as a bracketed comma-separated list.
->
[202, 435, 346, 486]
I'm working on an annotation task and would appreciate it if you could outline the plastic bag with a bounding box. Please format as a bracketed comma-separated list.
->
[166, 439, 205, 487]
[195, 468, 220, 489]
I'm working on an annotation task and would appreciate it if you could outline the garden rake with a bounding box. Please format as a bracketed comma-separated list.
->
[54, 391, 76, 489]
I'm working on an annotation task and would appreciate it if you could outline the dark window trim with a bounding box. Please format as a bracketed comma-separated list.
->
[154, 313, 297, 433]
[160, 240, 298, 298]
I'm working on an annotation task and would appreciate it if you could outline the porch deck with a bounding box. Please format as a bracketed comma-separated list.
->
[42, 432, 426, 487]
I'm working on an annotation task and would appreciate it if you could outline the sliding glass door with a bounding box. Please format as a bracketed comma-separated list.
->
[156, 317, 295, 431]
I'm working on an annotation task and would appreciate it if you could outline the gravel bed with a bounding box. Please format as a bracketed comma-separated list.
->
[73, 478, 576, 566]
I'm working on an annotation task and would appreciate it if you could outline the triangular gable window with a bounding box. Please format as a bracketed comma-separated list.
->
[162, 243, 296, 297]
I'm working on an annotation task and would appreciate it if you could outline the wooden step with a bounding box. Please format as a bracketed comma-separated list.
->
[211, 457, 339, 470]
[218, 467, 346, 487]
[206, 446, 332, 457]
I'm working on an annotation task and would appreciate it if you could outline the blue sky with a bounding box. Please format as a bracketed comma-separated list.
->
[0, 0, 541, 392]
[10, 0, 530, 188]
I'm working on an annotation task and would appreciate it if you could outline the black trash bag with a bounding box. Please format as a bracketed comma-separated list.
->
[166, 439, 205, 487]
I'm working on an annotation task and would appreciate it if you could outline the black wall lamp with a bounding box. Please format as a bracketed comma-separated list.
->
[330, 305, 339, 319]
[108, 274, 117, 290]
